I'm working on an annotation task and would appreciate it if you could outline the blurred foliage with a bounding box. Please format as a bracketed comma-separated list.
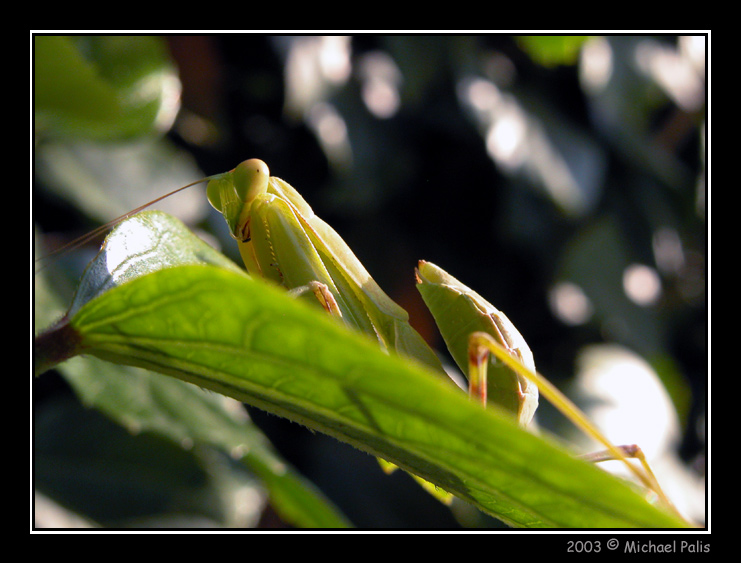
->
[33, 34, 706, 528]
[517, 35, 590, 66]
[34, 36, 180, 139]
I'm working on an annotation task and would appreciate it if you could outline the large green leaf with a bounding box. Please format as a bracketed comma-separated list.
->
[35, 212, 690, 528]
[34, 212, 350, 528]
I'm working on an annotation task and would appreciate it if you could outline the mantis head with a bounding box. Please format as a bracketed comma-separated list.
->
[207, 158, 270, 242]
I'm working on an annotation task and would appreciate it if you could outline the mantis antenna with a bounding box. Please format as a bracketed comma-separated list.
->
[35, 176, 211, 274]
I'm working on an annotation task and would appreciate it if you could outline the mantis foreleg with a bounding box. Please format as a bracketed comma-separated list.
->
[418, 260, 681, 517]
[288, 281, 343, 318]
[416, 260, 538, 425]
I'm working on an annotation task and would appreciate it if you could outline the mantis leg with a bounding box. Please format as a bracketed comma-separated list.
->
[416, 261, 538, 424]
[288, 281, 343, 319]
[468, 331, 678, 514]
[467, 330, 539, 426]
[579, 445, 665, 501]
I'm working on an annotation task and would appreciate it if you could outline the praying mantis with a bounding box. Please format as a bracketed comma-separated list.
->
[204, 158, 447, 377]
[36, 158, 683, 520]
[202, 159, 680, 516]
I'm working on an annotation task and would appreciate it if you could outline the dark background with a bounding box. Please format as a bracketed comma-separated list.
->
[34, 35, 706, 528]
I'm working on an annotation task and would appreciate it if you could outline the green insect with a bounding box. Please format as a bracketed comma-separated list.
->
[204, 160, 541, 427]
[205, 159, 447, 377]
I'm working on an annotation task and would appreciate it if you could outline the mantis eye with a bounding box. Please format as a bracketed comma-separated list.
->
[234, 158, 270, 202]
